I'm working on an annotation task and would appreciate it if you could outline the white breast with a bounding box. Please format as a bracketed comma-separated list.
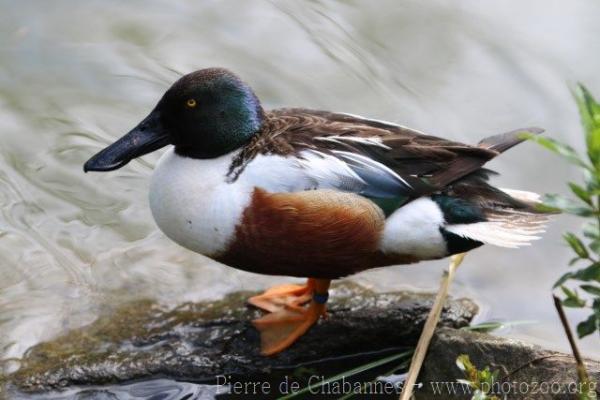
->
[149, 149, 252, 256]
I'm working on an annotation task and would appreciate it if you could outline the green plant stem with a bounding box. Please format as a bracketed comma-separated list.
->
[552, 295, 594, 398]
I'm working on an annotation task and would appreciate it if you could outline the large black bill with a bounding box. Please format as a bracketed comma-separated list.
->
[83, 111, 170, 172]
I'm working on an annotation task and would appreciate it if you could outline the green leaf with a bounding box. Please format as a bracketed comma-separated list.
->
[575, 84, 600, 129]
[456, 354, 479, 385]
[589, 239, 600, 255]
[455, 355, 500, 400]
[563, 233, 589, 258]
[561, 285, 576, 297]
[568, 257, 582, 266]
[456, 354, 472, 372]
[574, 84, 600, 168]
[580, 284, 600, 296]
[562, 297, 586, 308]
[560, 286, 586, 308]
[480, 367, 496, 387]
[542, 194, 594, 216]
[524, 134, 590, 169]
[554, 271, 575, 288]
[583, 168, 600, 192]
[572, 263, 600, 282]
[568, 182, 593, 205]
[557, 264, 600, 286]
[583, 221, 600, 239]
[576, 313, 599, 338]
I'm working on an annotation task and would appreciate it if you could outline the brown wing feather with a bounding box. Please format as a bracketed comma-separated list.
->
[232, 108, 514, 195]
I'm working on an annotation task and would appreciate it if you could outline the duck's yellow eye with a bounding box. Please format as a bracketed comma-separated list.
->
[186, 98, 197, 108]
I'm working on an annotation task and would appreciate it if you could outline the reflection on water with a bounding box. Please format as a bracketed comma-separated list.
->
[8, 380, 219, 400]
[0, 0, 599, 382]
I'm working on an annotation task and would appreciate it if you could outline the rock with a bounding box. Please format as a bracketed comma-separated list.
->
[418, 328, 600, 400]
[5, 283, 599, 400]
[7, 282, 477, 395]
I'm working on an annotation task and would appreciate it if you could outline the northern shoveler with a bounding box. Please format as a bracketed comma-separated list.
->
[84, 68, 549, 355]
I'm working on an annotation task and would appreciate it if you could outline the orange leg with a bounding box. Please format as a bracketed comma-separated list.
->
[250, 278, 331, 356]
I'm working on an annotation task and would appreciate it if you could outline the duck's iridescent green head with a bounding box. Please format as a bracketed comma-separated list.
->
[84, 68, 263, 172]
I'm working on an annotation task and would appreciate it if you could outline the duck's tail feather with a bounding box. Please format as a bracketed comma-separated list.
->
[427, 127, 544, 190]
[444, 187, 551, 248]
[499, 188, 544, 208]
[446, 210, 549, 248]
[477, 127, 544, 153]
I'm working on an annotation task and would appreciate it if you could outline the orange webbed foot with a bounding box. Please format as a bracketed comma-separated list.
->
[252, 301, 327, 356]
[248, 278, 330, 356]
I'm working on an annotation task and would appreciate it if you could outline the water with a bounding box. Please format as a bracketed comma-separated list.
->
[8, 380, 219, 400]
[0, 0, 599, 380]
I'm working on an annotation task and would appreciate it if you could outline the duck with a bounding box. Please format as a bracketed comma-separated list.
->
[84, 67, 550, 356]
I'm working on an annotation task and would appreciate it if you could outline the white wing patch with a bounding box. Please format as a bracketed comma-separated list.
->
[242, 150, 366, 193]
[295, 150, 367, 192]
[242, 149, 415, 198]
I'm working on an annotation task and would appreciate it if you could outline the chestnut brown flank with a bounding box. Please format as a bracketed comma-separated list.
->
[218, 188, 416, 278]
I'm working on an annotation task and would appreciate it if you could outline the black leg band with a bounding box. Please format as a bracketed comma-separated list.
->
[313, 292, 329, 304]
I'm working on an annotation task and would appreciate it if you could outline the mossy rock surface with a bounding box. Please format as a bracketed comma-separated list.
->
[6, 283, 599, 400]
[7, 282, 477, 394]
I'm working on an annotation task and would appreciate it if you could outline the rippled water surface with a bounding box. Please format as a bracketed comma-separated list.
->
[9, 380, 218, 400]
[1, 0, 599, 379]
